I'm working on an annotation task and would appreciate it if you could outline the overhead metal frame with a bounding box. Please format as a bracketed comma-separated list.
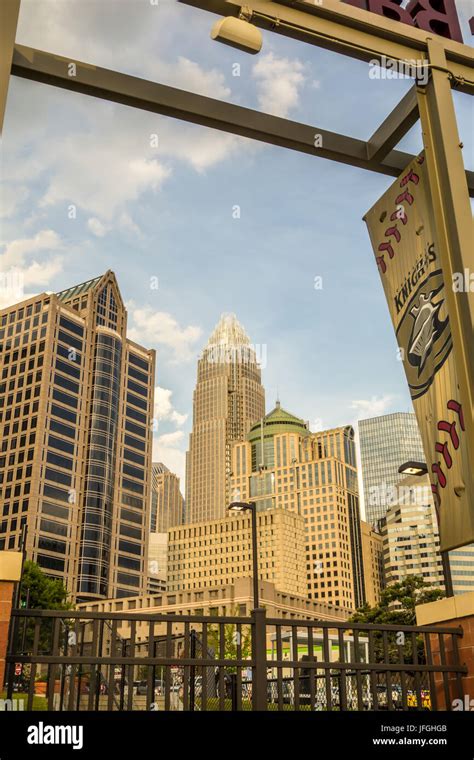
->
[1, 0, 473, 468]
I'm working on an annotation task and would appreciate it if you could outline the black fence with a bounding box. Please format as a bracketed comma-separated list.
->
[4, 608, 467, 711]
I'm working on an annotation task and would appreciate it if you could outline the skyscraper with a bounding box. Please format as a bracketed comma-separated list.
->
[379, 475, 445, 591]
[231, 403, 365, 612]
[185, 313, 265, 524]
[360, 521, 384, 607]
[358, 412, 426, 526]
[150, 462, 184, 532]
[0, 271, 155, 602]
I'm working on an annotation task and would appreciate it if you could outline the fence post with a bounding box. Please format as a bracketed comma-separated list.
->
[189, 629, 196, 712]
[251, 608, 267, 711]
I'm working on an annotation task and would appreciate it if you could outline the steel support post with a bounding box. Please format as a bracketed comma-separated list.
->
[417, 38, 474, 464]
[0, 0, 21, 133]
[251, 607, 267, 711]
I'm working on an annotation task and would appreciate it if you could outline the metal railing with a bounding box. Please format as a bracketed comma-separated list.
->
[5, 608, 467, 711]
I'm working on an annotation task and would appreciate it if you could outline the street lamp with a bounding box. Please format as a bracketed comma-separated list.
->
[210, 14, 262, 54]
[228, 501, 260, 609]
[398, 461, 453, 597]
[398, 461, 428, 476]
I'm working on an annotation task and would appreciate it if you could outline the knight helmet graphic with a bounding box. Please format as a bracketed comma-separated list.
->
[408, 289, 448, 375]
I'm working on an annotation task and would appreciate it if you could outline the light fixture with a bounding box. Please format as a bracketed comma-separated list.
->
[398, 461, 429, 476]
[228, 501, 252, 512]
[210, 13, 262, 55]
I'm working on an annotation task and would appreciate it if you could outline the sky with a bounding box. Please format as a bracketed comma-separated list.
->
[1, 0, 473, 504]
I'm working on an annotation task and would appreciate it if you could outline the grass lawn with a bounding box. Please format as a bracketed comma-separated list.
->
[0, 691, 48, 711]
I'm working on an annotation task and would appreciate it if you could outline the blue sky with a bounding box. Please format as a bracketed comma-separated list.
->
[1, 0, 473, 498]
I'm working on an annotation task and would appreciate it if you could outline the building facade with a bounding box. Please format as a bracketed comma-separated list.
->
[150, 463, 184, 533]
[360, 520, 384, 607]
[147, 532, 168, 593]
[449, 545, 474, 596]
[185, 313, 265, 525]
[380, 475, 445, 591]
[230, 404, 365, 612]
[168, 507, 306, 596]
[0, 271, 154, 601]
[79, 577, 348, 627]
[358, 412, 426, 526]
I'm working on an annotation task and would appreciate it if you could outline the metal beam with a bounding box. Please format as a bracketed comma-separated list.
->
[0, 0, 21, 134]
[11, 45, 474, 194]
[179, 0, 474, 95]
[366, 85, 419, 162]
[7, 44, 406, 178]
[417, 38, 474, 486]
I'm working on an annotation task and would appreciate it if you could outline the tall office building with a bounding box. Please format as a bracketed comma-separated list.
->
[150, 463, 184, 532]
[0, 271, 155, 602]
[380, 475, 445, 591]
[360, 521, 385, 607]
[358, 412, 425, 526]
[168, 507, 306, 596]
[185, 313, 265, 524]
[449, 546, 474, 596]
[230, 403, 365, 612]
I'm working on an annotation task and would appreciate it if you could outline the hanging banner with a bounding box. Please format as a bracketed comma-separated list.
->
[364, 154, 474, 552]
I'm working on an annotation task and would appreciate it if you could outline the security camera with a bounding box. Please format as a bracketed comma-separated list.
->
[210, 16, 262, 54]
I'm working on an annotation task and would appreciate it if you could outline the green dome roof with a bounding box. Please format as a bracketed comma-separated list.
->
[248, 401, 309, 442]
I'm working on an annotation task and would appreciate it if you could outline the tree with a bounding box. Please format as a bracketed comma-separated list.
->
[349, 576, 444, 664]
[20, 560, 72, 611]
[18, 561, 73, 657]
[208, 607, 252, 672]
[351, 576, 444, 627]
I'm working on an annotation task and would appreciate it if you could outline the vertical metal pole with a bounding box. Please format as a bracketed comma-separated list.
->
[441, 551, 454, 597]
[0, 0, 20, 133]
[189, 630, 196, 712]
[251, 608, 267, 711]
[417, 38, 474, 458]
[251, 505, 259, 610]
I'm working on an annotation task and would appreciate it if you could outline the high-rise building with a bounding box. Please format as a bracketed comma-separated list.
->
[380, 475, 445, 591]
[147, 532, 168, 593]
[449, 546, 474, 596]
[0, 271, 155, 602]
[150, 463, 184, 532]
[360, 520, 384, 607]
[230, 403, 365, 612]
[167, 507, 306, 596]
[185, 313, 265, 524]
[358, 412, 426, 526]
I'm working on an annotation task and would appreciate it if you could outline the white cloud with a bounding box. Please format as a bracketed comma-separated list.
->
[0, 229, 61, 269]
[350, 395, 395, 420]
[87, 217, 109, 237]
[128, 304, 202, 363]
[152, 430, 186, 483]
[252, 52, 307, 118]
[153, 386, 188, 427]
[0, 230, 64, 307]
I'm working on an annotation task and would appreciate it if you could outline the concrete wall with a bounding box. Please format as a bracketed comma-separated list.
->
[416, 592, 474, 709]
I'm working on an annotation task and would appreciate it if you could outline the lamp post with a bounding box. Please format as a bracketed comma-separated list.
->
[398, 461, 454, 597]
[228, 501, 260, 609]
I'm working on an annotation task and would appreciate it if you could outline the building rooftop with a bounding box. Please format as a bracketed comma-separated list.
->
[206, 312, 250, 348]
[248, 400, 309, 442]
[55, 273, 106, 302]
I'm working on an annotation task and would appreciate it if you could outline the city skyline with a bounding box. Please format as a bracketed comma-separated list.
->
[5, 1, 472, 492]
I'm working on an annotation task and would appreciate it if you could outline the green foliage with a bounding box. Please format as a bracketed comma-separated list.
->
[208, 606, 252, 672]
[349, 576, 444, 664]
[351, 576, 444, 627]
[17, 561, 73, 654]
[20, 560, 72, 611]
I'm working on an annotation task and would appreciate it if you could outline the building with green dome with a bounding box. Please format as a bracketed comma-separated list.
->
[231, 402, 365, 613]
